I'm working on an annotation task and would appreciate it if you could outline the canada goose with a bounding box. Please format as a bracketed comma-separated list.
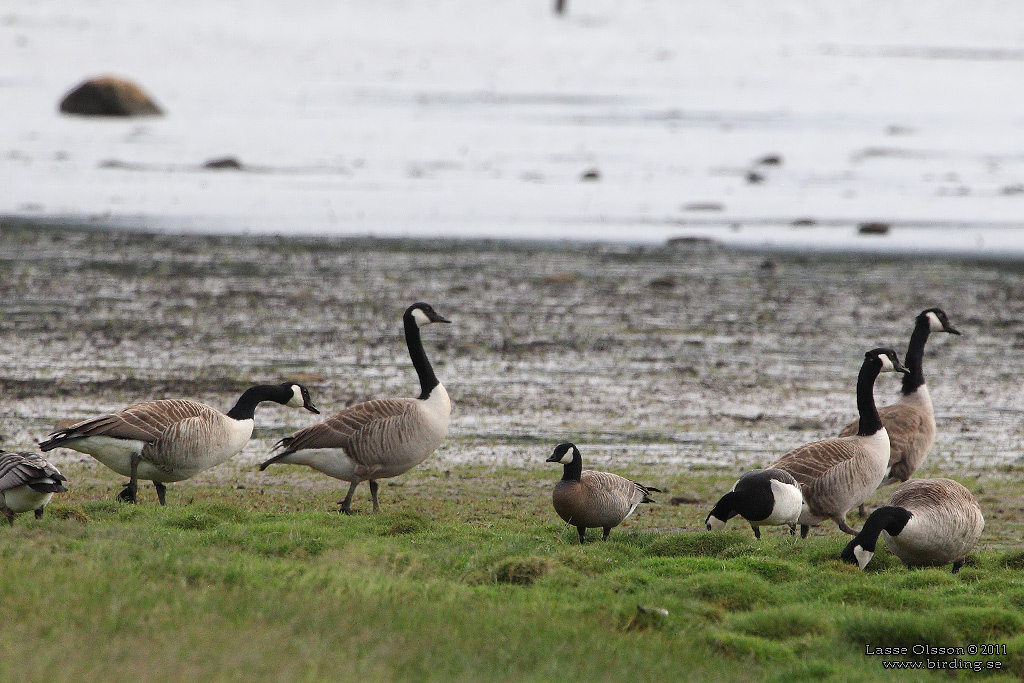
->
[770, 348, 908, 538]
[0, 450, 68, 525]
[259, 302, 451, 514]
[546, 443, 660, 543]
[839, 308, 961, 516]
[841, 478, 983, 573]
[38, 382, 318, 505]
[705, 468, 806, 538]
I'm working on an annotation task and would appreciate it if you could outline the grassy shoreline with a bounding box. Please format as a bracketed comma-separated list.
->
[2, 221, 1024, 680]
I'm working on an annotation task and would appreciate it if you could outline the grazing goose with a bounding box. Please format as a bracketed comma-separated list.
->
[770, 347, 908, 538]
[39, 382, 318, 505]
[260, 302, 451, 514]
[0, 450, 68, 525]
[546, 443, 660, 543]
[705, 468, 806, 539]
[839, 308, 961, 516]
[841, 478, 983, 573]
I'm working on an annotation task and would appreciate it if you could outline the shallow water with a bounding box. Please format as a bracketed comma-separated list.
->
[3, 1, 1024, 256]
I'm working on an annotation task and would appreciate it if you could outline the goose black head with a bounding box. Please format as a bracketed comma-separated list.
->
[407, 302, 451, 327]
[546, 442, 578, 463]
[866, 347, 909, 375]
[284, 383, 320, 414]
[920, 308, 961, 336]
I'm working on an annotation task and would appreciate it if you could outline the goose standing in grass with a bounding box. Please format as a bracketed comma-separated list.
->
[839, 308, 961, 516]
[0, 450, 68, 525]
[260, 303, 451, 514]
[546, 443, 660, 543]
[841, 478, 983, 573]
[770, 348, 908, 538]
[39, 382, 318, 505]
[705, 468, 806, 539]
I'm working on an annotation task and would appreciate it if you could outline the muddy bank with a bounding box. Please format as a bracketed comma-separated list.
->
[1, 220, 1022, 484]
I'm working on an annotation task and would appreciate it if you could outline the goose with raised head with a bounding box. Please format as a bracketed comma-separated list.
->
[39, 382, 318, 505]
[260, 303, 451, 514]
[839, 308, 961, 515]
[705, 468, 806, 539]
[546, 443, 660, 543]
[770, 347, 908, 537]
[841, 478, 983, 573]
[0, 450, 68, 525]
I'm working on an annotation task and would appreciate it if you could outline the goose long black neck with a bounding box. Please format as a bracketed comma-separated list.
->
[901, 316, 930, 395]
[405, 312, 440, 400]
[856, 356, 884, 436]
[711, 491, 764, 523]
[226, 384, 289, 421]
[561, 449, 583, 482]
[847, 506, 912, 553]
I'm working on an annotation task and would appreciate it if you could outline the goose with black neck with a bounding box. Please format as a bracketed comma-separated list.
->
[770, 347, 908, 537]
[840, 309, 961, 516]
[260, 302, 452, 514]
[39, 382, 319, 504]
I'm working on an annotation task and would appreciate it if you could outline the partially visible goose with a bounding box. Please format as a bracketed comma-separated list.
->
[839, 308, 961, 515]
[39, 382, 318, 505]
[705, 468, 806, 539]
[260, 302, 451, 514]
[841, 478, 983, 573]
[546, 443, 660, 543]
[0, 450, 68, 525]
[770, 347, 908, 537]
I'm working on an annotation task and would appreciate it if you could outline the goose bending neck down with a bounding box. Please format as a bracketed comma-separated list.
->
[259, 303, 452, 514]
[546, 443, 660, 543]
[770, 347, 908, 538]
[0, 451, 68, 525]
[841, 478, 983, 573]
[705, 468, 806, 539]
[38, 382, 318, 505]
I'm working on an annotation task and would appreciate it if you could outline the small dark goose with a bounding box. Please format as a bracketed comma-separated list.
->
[260, 303, 451, 514]
[39, 382, 318, 505]
[841, 478, 983, 573]
[770, 347, 908, 537]
[0, 450, 68, 525]
[546, 443, 660, 543]
[839, 308, 960, 515]
[705, 468, 805, 538]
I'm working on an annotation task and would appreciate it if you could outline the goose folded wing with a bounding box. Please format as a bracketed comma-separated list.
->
[770, 439, 862, 485]
[276, 398, 415, 465]
[62, 399, 215, 443]
[0, 451, 63, 490]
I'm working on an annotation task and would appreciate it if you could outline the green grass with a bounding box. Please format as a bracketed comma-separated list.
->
[3, 465, 1023, 682]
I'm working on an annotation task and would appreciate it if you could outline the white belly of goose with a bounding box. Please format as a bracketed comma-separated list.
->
[759, 480, 804, 526]
[2, 485, 53, 513]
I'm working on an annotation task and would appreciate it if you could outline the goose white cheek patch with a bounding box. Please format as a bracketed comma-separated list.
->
[878, 355, 895, 372]
[287, 385, 305, 408]
[926, 311, 943, 331]
[707, 516, 727, 531]
[412, 308, 432, 326]
[853, 545, 874, 570]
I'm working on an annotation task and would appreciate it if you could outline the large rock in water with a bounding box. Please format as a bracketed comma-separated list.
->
[59, 76, 163, 117]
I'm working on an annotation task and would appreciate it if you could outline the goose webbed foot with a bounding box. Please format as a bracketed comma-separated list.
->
[2, 506, 13, 526]
[154, 482, 167, 506]
[34, 507, 44, 520]
[339, 480, 359, 515]
[118, 481, 139, 504]
[788, 523, 796, 536]
[752, 526, 761, 540]
[800, 525, 809, 539]
[577, 526, 587, 543]
[952, 559, 965, 574]
[602, 526, 611, 541]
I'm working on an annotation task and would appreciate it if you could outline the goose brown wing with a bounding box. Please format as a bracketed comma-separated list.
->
[0, 451, 66, 490]
[273, 398, 415, 463]
[890, 478, 979, 513]
[581, 471, 649, 508]
[48, 399, 216, 444]
[769, 439, 861, 486]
